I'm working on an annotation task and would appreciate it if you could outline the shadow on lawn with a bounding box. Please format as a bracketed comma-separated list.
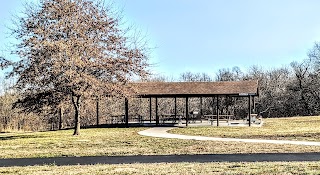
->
[1, 153, 320, 167]
[0, 134, 46, 141]
[0, 123, 174, 140]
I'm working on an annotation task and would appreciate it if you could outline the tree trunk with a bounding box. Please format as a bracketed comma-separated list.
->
[59, 107, 63, 130]
[72, 95, 81, 135]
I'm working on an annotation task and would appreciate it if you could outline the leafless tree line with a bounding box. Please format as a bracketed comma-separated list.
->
[3, 44, 320, 132]
[0, 43, 320, 131]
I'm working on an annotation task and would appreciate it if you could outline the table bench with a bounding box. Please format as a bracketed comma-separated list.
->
[204, 114, 234, 125]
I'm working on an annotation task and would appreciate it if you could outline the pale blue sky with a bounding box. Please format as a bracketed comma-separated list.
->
[2, 0, 320, 78]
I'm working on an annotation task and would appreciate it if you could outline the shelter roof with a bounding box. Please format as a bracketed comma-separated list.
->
[130, 80, 258, 98]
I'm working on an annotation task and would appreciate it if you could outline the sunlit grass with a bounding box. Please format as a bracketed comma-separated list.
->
[170, 116, 320, 141]
[1, 162, 320, 175]
[0, 116, 320, 159]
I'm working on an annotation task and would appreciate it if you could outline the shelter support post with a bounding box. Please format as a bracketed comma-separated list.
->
[212, 97, 215, 114]
[248, 95, 251, 127]
[174, 97, 177, 119]
[149, 97, 152, 123]
[216, 96, 219, 127]
[186, 97, 189, 126]
[200, 97, 203, 122]
[252, 96, 255, 113]
[125, 98, 129, 127]
[156, 97, 159, 126]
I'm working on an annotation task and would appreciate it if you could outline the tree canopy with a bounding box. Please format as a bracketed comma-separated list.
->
[1, 0, 149, 135]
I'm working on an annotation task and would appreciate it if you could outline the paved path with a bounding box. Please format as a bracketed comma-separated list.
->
[1, 153, 320, 167]
[138, 127, 320, 146]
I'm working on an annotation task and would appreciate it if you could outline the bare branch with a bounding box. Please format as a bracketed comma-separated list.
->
[6, 0, 150, 134]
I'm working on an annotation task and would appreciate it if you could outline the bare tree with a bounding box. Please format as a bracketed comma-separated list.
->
[215, 66, 242, 81]
[180, 71, 200, 82]
[308, 42, 320, 72]
[180, 72, 212, 82]
[231, 66, 243, 81]
[304, 44, 320, 114]
[288, 60, 312, 115]
[0, 0, 149, 135]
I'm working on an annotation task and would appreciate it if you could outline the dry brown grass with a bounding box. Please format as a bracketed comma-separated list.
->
[1, 162, 320, 175]
[1, 116, 320, 174]
[0, 122, 319, 159]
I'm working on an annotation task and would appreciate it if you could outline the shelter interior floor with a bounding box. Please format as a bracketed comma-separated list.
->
[130, 119, 264, 127]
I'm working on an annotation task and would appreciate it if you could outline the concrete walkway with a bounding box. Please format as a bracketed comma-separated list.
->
[138, 127, 320, 146]
[2, 153, 320, 167]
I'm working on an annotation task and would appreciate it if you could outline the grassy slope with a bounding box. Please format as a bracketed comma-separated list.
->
[170, 116, 320, 141]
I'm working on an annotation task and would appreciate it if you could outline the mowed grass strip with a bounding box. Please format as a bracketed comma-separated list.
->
[1, 162, 320, 175]
[170, 116, 320, 141]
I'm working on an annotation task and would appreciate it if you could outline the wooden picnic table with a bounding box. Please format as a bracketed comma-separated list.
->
[204, 114, 234, 125]
[160, 114, 183, 123]
[204, 114, 233, 120]
[109, 115, 125, 124]
[132, 115, 144, 123]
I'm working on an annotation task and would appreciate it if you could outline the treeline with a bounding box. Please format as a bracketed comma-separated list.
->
[151, 43, 320, 118]
[1, 43, 320, 131]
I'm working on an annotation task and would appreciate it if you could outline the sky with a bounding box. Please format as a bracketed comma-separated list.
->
[2, 0, 320, 79]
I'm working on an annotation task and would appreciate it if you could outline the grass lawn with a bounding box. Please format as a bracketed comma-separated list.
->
[1, 162, 320, 175]
[0, 124, 319, 159]
[1, 116, 320, 174]
[170, 116, 320, 142]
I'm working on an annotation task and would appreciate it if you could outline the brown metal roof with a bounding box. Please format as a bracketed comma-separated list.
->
[130, 80, 258, 97]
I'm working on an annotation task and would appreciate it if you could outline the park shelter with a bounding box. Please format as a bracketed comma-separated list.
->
[121, 80, 259, 127]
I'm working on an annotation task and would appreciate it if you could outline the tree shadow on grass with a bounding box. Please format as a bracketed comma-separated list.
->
[0, 134, 46, 141]
[0, 123, 173, 141]
[1, 153, 320, 167]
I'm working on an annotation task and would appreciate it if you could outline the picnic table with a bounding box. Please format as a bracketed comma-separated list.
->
[109, 115, 125, 124]
[132, 115, 144, 123]
[246, 114, 261, 123]
[160, 114, 183, 124]
[189, 111, 201, 123]
[204, 114, 234, 125]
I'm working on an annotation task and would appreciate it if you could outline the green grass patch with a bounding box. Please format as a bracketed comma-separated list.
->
[170, 116, 320, 141]
[1, 162, 320, 174]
